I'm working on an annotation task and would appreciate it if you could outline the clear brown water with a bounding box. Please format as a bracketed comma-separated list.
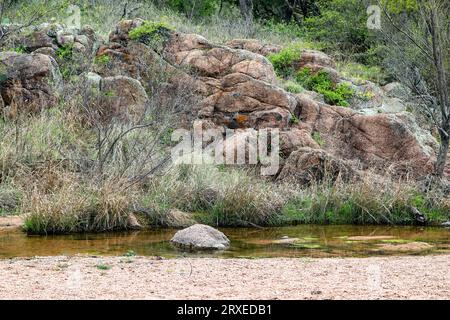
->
[0, 225, 449, 259]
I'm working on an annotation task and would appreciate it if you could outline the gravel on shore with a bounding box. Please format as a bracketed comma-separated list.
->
[0, 254, 449, 299]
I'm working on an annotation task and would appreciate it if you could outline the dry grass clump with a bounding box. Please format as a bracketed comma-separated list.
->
[141, 164, 288, 227]
[21, 168, 137, 234]
[279, 173, 450, 225]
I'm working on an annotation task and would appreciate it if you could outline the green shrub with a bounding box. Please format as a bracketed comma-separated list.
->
[268, 42, 304, 77]
[282, 80, 304, 94]
[56, 44, 73, 60]
[129, 20, 173, 50]
[295, 68, 354, 106]
[303, 0, 380, 65]
[94, 54, 111, 65]
[96, 264, 111, 270]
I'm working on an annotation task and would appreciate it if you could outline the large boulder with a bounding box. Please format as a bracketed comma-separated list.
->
[280, 128, 320, 157]
[278, 147, 359, 185]
[18, 23, 101, 58]
[99, 75, 149, 121]
[98, 19, 298, 130]
[226, 39, 281, 56]
[293, 93, 437, 177]
[200, 73, 296, 129]
[163, 32, 276, 83]
[0, 52, 61, 115]
[171, 224, 230, 250]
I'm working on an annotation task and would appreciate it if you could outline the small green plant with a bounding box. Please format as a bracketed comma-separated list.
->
[104, 90, 116, 97]
[96, 264, 111, 270]
[13, 45, 26, 54]
[337, 62, 387, 84]
[268, 43, 303, 77]
[312, 132, 324, 146]
[94, 54, 111, 65]
[283, 80, 304, 94]
[129, 20, 173, 50]
[357, 90, 375, 101]
[123, 250, 136, 257]
[295, 68, 354, 107]
[290, 114, 300, 125]
[56, 44, 73, 60]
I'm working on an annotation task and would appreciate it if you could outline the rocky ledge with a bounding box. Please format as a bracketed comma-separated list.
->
[0, 19, 447, 184]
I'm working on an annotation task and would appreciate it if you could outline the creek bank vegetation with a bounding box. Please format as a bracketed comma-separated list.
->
[0, 0, 448, 234]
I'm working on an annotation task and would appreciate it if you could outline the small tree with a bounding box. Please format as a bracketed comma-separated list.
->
[378, 0, 449, 177]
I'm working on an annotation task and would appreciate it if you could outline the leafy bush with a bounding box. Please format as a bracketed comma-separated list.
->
[129, 20, 173, 41]
[303, 0, 380, 64]
[312, 132, 324, 146]
[282, 80, 304, 93]
[55, 44, 73, 60]
[94, 54, 111, 65]
[295, 68, 354, 106]
[128, 20, 173, 52]
[268, 42, 308, 77]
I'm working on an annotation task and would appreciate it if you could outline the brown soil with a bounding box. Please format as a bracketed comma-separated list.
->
[0, 255, 448, 300]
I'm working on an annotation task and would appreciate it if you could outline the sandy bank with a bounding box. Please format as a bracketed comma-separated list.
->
[0, 255, 448, 299]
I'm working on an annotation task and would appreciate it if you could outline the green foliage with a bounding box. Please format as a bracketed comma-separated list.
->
[337, 61, 388, 84]
[168, 0, 219, 19]
[251, 0, 319, 22]
[303, 0, 380, 64]
[96, 264, 111, 270]
[295, 68, 354, 106]
[94, 54, 111, 65]
[282, 80, 304, 94]
[55, 44, 73, 60]
[268, 43, 303, 77]
[312, 132, 324, 146]
[129, 20, 173, 47]
[12, 45, 26, 54]
[290, 114, 300, 124]
[123, 250, 136, 257]
[381, 0, 419, 14]
[276, 179, 449, 226]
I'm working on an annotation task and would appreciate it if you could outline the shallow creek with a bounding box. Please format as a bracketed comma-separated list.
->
[1, 225, 449, 258]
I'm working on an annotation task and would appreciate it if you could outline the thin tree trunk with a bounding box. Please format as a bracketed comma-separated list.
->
[239, 0, 253, 24]
[435, 132, 449, 177]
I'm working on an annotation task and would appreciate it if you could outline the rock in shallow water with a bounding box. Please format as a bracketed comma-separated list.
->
[170, 224, 230, 250]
